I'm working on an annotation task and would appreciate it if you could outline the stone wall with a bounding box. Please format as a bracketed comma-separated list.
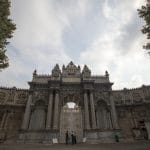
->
[113, 85, 150, 141]
[0, 84, 150, 143]
[0, 87, 28, 143]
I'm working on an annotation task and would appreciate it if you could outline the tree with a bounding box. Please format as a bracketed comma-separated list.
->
[138, 0, 150, 53]
[0, 0, 16, 70]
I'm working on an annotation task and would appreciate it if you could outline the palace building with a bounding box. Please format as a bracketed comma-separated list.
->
[0, 61, 150, 143]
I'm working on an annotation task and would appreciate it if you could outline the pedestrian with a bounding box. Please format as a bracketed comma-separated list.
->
[114, 134, 119, 142]
[74, 132, 77, 144]
[65, 131, 69, 144]
[71, 131, 74, 145]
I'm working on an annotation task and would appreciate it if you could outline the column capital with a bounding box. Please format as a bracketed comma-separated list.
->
[4, 110, 9, 113]
[108, 91, 113, 96]
[29, 90, 33, 94]
[55, 89, 60, 93]
[83, 89, 88, 93]
[48, 88, 54, 93]
[90, 89, 94, 93]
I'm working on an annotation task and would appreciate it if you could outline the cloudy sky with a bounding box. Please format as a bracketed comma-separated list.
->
[0, 0, 149, 90]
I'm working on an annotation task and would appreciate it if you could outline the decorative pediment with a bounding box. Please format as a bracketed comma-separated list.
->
[66, 61, 77, 69]
[82, 65, 91, 78]
[62, 61, 81, 77]
[52, 64, 61, 77]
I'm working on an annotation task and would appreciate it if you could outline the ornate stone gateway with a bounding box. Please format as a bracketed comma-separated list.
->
[18, 61, 122, 143]
[1, 61, 150, 143]
[60, 102, 83, 143]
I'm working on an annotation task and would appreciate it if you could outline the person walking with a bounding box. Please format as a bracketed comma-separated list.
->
[65, 131, 69, 144]
[74, 132, 77, 144]
[71, 131, 74, 145]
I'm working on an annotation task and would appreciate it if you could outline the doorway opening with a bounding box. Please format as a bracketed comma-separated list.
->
[59, 102, 83, 143]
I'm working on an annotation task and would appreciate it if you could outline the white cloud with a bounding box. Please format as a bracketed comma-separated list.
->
[79, 0, 149, 89]
[0, 0, 149, 90]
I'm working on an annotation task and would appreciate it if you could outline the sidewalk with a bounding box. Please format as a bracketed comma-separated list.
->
[0, 142, 150, 150]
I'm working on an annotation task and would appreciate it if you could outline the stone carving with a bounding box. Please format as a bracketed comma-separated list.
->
[96, 100, 112, 129]
[82, 65, 91, 78]
[95, 91, 109, 104]
[16, 92, 28, 104]
[105, 70, 109, 77]
[114, 93, 124, 105]
[52, 64, 61, 77]
[126, 99, 132, 104]
[7, 91, 14, 103]
[62, 61, 80, 77]
[0, 91, 6, 103]
[33, 69, 37, 76]
[29, 100, 46, 130]
[33, 91, 48, 104]
[62, 93, 81, 105]
[50, 82, 60, 88]
[132, 92, 143, 103]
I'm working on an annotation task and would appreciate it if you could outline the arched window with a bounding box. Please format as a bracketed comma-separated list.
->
[96, 100, 112, 129]
[29, 100, 46, 130]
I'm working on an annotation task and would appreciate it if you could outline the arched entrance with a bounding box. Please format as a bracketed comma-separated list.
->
[59, 102, 83, 143]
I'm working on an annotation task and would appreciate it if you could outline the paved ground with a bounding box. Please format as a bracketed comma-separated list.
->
[0, 142, 150, 150]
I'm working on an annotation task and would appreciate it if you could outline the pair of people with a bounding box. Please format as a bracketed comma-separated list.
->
[65, 131, 77, 145]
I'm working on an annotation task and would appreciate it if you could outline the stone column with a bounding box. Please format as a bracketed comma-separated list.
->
[0, 111, 7, 129]
[4, 111, 10, 129]
[13, 91, 18, 104]
[46, 90, 53, 129]
[141, 88, 146, 102]
[108, 112, 113, 129]
[129, 91, 133, 103]
[145, 122, 150, 140]
[104, 110, 108, 129]
[53, 90, 59, 129]
[110, 92, 119, 129]
[90, 91, 96, 129]
[84, 90, 90, 129]
[21, 91, 33, 130]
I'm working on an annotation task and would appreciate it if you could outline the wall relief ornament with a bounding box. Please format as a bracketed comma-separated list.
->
[0, 91, 6, 103]
[33, 91, 48, 104]
[95, 91, 109, 104]
[62, 61, 80, 77]
[16, 92, 28, 104]
[7, 91, 15, 103]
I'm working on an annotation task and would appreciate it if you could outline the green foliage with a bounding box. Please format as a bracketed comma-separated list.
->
[138, 1, 150, 53]
[0, 0, 16, 70]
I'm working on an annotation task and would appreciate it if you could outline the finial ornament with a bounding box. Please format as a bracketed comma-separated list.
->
[69, 61, 73, 65]
[62, 65, 65, 70]
[82, 65, 91, 77]
[105, 70, 109, 77]
[52, 64, 61, 77]
[33, 69, 37, 76]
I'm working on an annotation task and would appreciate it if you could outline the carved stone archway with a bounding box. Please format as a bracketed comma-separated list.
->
[59, 102, 83, 143]
[29, 100, 46, 130]
[96, 100, 112, 129]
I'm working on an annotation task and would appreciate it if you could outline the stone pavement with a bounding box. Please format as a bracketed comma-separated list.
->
[0, 142, 150, 150]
